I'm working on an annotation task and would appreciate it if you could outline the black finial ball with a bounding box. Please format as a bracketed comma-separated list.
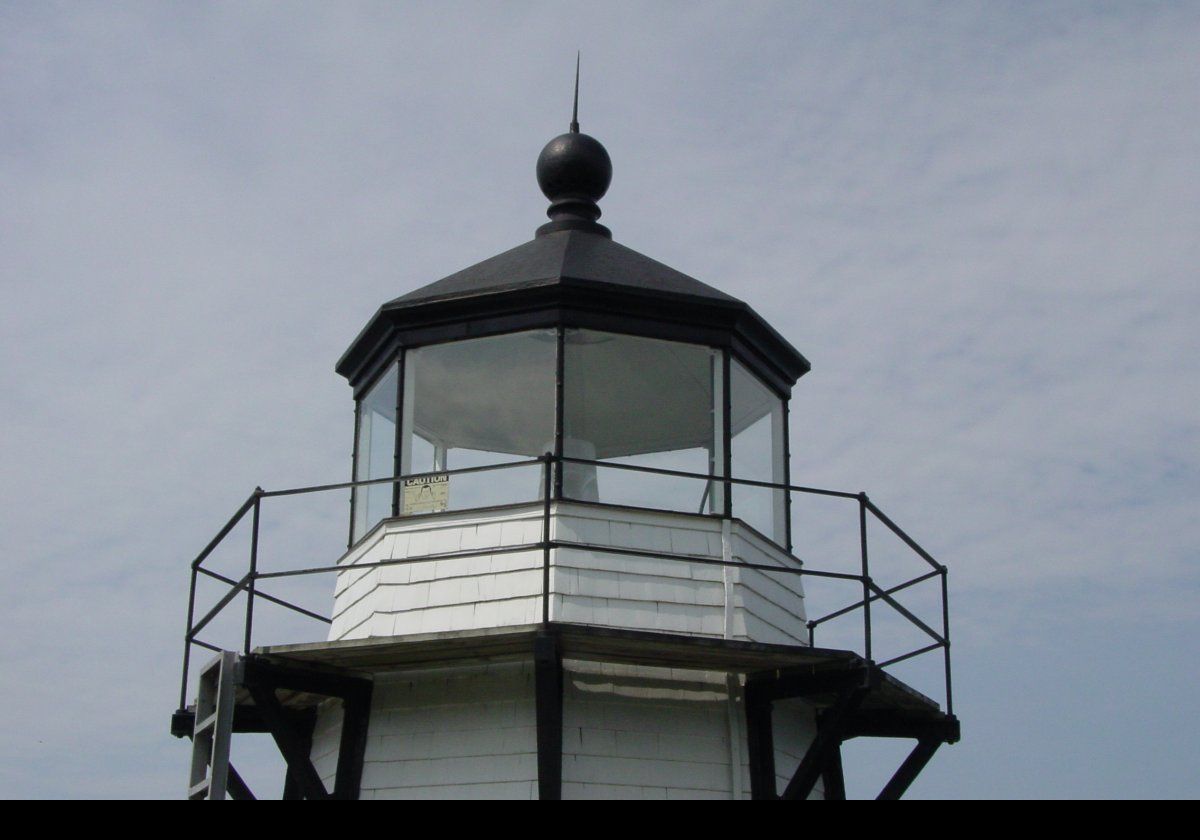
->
[536, 132, 612, 202]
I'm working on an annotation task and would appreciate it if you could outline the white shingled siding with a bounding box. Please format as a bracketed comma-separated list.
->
[729, 524, 809, 645]
[308, 660, 821, 799]
[329, 505, 547, 641]
[550, 506, 727, 637]
[328, 502, 806, 646]
[307, 662, 539, 799]
[561, 662, 734, 799]
[310, 698, 343, 789]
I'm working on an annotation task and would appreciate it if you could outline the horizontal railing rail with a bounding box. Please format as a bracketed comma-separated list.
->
[177, 454, 953, 718]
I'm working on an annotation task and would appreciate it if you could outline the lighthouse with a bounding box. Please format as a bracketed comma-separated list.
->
[173, 98, 959, 800]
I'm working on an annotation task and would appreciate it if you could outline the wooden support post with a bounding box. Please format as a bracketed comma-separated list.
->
[744, 678, 777, 800]
[821, 743, 846, 801]
[333, 684, 374, 800]
[225, 763, 257, 800]
[534, 630, 564, 801]
[281, 752, 306, 800]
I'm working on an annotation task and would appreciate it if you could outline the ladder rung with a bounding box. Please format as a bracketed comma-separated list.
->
[198, 656, 225, 678]
[193, 712, 219, 736]
[188, 779, 212, 799]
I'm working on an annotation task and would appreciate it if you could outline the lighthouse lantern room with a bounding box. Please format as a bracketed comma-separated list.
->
[172, 97, 959, 800]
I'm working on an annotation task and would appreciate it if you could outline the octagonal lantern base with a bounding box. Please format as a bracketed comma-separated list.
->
[331, 502, 807, 647]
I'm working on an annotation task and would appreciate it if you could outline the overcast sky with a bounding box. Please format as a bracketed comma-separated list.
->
[2, 2, 1197, 798]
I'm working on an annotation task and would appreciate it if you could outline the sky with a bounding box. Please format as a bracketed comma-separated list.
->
[2, 1, 1198, 799]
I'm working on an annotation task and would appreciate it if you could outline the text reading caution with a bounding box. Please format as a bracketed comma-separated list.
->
[402, 474, 449, 515]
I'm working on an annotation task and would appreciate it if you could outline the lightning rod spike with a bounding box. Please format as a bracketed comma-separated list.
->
[570, 51, 580, 133]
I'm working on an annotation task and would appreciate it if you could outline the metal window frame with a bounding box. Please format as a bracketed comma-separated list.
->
[348, 359, 402, 547]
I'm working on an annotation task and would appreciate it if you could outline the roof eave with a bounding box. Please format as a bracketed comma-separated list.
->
[337, 280, 808, 396]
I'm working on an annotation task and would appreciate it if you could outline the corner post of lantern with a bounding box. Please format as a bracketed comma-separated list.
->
[542, 451, 553, 625]
[347, 397, 361, 550]
[544, 324, 566, 625]
[553, 324, 565, 500]
[392, 352, 406, 518]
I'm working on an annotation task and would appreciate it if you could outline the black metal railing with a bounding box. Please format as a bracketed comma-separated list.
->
[177, 454, 952, 718]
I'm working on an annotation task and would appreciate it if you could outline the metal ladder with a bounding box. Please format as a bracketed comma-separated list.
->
[188, 651, 240, 800]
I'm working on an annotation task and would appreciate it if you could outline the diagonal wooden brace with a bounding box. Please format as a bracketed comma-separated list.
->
[247, 684, 331, 800]
[225, 763, 257, 800]
[780, 686, 865, 801]
[877, 737, 942, 800]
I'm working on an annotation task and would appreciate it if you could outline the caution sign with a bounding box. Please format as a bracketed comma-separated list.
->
[402, 474, 449, 514]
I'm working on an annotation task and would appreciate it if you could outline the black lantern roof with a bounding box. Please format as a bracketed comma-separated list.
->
[337, 113, 809, 398]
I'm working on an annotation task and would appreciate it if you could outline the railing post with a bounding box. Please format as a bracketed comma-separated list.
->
[243, 491, 262, 656]
[542, 453, 553, 625]
[941, 568, 953, 716]
[179, 565, 199, 711]
[858, 493, 872, 663]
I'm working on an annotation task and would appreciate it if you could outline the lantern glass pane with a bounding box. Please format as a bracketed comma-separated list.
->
[730, 357, 787, 545]
[563, 329, 723, 514]
[400, 329, 557, 512]
[352, 363, 398, 542]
